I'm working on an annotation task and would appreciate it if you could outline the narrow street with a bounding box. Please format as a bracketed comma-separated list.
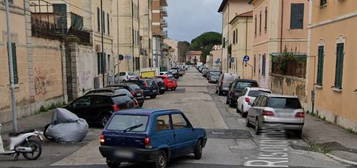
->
[1, 69, 351, 168]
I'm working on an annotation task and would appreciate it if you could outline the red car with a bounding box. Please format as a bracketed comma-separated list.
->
[158, 75, 177, 91]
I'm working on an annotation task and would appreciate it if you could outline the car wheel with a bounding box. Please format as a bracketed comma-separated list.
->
[150, 95, 157, 99]
[139, 103, 144, 108]
[242, 112, 248, 118]
[225, 97, 229, 104]
[106, 159, 121, 168]
[194, 140, 203, 160]
[218, 90, 223, 96]
[246, 119, 252, 128]
[101, 115, 111, 128]
[154, 151, 168, 168]
[295, 130, 303, 138]
[255, 119, 261, 135]
[173, 87, 177, 91]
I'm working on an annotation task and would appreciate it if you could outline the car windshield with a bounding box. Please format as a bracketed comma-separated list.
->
[267, 97, 302, 109]
[128, 84, 141, 90]
[107, 115, 148, 132]
[248, 90, 271, 97]
[128, 72, 135, 76]
[235, 82, 258, 90]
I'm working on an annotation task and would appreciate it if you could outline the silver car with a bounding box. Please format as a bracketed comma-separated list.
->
[246, 94, 304, 136]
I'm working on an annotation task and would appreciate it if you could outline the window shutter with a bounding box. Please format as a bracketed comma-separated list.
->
[317, 46, 324, 85]
[291, 4, 304, 29]
[335, 43, 344, 89]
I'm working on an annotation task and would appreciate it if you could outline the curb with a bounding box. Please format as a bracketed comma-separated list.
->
[326, 153, 357, 166]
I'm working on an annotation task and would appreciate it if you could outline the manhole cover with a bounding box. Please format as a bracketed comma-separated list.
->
[206, 129, 252, 139]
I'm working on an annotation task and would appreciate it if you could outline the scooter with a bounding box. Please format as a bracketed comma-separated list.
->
[0, 124, 43, 160]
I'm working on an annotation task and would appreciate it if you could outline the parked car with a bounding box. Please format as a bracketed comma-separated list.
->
[216, 73, 237, 95]
[107, 83, 145, 107]
[246, 94, 305, 136]
[115, 72, 139, 82]
[202, 68, 209, 77]
[178, 67, 185, 76]
[226, 79, 259, 108]
[65, 92, 137, 127]
[169, 69, 179, 79]
[125, 79, 159, 99]
[207, 71, 221, 83]
[157, 75, 177, 91]
[99, 109, 207, 168]
[153, 77, 166, 94]
[237, 87, 272, 117]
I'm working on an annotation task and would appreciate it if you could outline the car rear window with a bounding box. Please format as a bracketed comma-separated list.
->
[87, 90, 113, 94]
[119, 72, 126, 76]
[235, 82, 258, 90]
[267, 97, 302, 109]
[128, 84, 141, 90]
[107, 115, 148, 132]
[116, 89, 132, 97]
[112, 95, 132, 104]
[248, 90, 271, 97]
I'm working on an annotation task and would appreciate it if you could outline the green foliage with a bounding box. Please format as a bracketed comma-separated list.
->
[272, 51, 297, 75]
[190, 32, 222, 63]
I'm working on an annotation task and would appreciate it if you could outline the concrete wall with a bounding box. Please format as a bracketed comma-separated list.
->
[271, 74, 306, 102]
[306, 0, 357, 131]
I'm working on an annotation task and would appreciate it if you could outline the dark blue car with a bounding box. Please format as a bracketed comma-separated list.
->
[99, 109, 207, 168]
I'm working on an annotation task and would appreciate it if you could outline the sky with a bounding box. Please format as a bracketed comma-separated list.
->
[166, 0, 222, 42]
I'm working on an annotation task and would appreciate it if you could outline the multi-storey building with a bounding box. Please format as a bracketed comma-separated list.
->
[151, 0, 167, 69]
[218, 0, 253, 74]
[249, 0, 309, 101]
[306, 0, 357, 131]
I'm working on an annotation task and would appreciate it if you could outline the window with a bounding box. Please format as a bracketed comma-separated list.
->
[107, 115, 148, 132]
[316, 46, 324, 86]
[334, 43, 344, 89]
[320, 0, 327, 7]
[235, 29, 238, 44]
[70, 13, 83, 30]
[102, 11, 105, 33]
[254, 15, 257, 36]
[97, 8, 100, 32]
[107, 13, 110, 35]
[171, 114, 190, 129]
[156, 115, 171, 131]
[72, 96, 91, 108]
[135, 57, 140, 71]
[262, 54, 266, 76]
[97, 52, 106, 74]
[259, 11, 262, 35]
[267, 97, 302, 109]
[265, 7, 268, 32]
[254, 55, 256, 74]
[232, 30, 236, 44]
[7, 43, 18, 84]
[290, 3, 304, 29]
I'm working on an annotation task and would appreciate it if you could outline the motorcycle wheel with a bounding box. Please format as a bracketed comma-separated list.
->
[43, 123, 55, 141]
[22, 139, 42, 160]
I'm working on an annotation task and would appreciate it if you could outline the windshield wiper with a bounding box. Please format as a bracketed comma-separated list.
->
[123, 123, 143, 132]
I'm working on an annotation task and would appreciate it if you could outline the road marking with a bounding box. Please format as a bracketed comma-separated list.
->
[244, 130, 289, 167]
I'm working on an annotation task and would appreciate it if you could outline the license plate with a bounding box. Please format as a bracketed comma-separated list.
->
[153, 90, 157, 92]
[115, 150, 134, 159]
[137, 93, 142, 96]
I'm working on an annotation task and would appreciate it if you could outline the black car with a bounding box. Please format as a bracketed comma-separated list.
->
[107, 83, 145, 107]
[153, 77, 166, 94]
[226, 79, 259, 108]
[169, 68, 180, 79]
[126, 79, 159, 99]
[65, 92, 138, 127]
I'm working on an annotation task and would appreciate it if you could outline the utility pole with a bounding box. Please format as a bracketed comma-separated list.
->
[101, 0, 105, 86]
[5, 0, 18, 133]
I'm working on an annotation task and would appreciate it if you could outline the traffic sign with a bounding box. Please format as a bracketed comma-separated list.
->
[243, 55, 250, 62]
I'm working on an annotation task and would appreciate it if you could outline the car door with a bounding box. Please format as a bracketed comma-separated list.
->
[238, 88, 248, 111]
[151, 114, 175, 152]
[67, 96, 92, 121]
[171, 113, 196, 157]
[248, 96, 262, 123]
[89, 96, 113, 122]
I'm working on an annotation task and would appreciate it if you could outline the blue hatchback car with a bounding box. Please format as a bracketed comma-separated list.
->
[99, 109, 207, 168]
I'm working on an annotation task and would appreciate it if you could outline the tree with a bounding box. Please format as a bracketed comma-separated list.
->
[190, 32, 222, 63]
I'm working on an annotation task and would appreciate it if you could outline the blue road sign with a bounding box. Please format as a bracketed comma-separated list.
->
[243, 55, 250, 62]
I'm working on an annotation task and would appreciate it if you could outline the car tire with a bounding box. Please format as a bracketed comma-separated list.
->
[246, 119, 252, 128]
[255, 119, 261, 135]
[151, 95, 157, 99]
[139, 103, 144, 108]
[194, 140, 203, 160]
[106, 159, 121, 168]
[173, 87, 177, 91]
[295, 130, 303, 138]
[154, 151, 168, 168]
[226, 97, 229, 104]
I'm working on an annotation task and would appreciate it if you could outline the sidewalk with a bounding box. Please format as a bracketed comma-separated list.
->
[303, 114, 357, 165]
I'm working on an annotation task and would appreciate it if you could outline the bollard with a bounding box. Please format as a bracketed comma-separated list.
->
[0, 124, 4, 152]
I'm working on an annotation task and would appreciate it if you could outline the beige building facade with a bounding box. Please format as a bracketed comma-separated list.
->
[209, 45, 223, 69]
[306, 0, 357, 131]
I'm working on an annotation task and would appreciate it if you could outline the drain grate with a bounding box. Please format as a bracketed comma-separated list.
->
[206, 129, 252, 139]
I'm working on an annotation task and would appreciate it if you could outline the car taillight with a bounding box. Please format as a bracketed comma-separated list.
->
[131, 91, 136, 96]
[262, 110, 274, 116]
[144, 137, 152, 148]
[134, 99, 139, 106]
[99, 134, 105, 145]
[113, 104, 120, 112]
[245, 97, 251, 103]
[144, 82, 148, 87]
[295, 112, 305, 118]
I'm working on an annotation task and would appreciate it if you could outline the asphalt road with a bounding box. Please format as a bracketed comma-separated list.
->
[0, 68, 353, 168]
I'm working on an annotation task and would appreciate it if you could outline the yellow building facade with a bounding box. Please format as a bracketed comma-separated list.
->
[306, 0, 357, 131]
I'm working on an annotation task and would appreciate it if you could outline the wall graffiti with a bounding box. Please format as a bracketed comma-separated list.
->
[34, 67, 49, 96]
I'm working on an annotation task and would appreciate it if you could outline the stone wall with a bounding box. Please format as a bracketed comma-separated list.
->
[270, 74, 306, 105]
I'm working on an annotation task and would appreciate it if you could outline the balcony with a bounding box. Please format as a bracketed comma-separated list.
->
[160, 0, 168, 7]
[161, 19, 167, 28]
[161, 7, 167, 17]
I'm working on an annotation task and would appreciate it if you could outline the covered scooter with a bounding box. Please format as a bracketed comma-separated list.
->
[44, 108, 88, 143]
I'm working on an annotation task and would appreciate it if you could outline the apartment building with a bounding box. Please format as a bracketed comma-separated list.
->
[249, 0, 309, 101]
[306, 0, 357, 131]
[218, 0, 253, 75]
[139, 0, 153, 69]
[151, 0, 168, 68]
